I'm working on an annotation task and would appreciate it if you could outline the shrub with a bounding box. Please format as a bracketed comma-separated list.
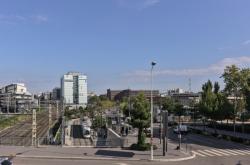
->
[130, 143, 157, 151]
[225, 135, 231, 141]
[211, 133, 218, 137]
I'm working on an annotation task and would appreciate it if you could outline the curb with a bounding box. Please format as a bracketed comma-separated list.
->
[15, 155, 142, 162]
[9, 153, 196, 162]
[152, 153, 196, 162]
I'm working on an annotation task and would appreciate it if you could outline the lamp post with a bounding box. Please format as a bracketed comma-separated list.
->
[150, 61, 156, 160]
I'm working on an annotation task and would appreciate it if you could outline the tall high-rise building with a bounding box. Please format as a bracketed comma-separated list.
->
[61, 72, 87, 108]
[52, 87, 61, 101]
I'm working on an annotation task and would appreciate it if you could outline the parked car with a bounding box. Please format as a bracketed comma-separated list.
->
[144, 127, 151, 137]
[173, 125, 189, 134]
[0, 157, 12, 165]
[83, 126, 91, 139]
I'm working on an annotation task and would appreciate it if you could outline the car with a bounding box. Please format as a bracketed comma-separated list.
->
[83, 127, 91, 139]
[173, 125, 189, 134]
[144, 127, 151, 137]
[83, 134, 91, 139]
[0, 157, 12, 165]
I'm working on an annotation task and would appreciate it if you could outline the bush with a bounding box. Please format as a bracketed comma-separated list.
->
[202, 131, 209, 136]
[130, 143, 157, 151]
[211, 133, 218, 137]
[231, 136, 244, 143]
[207, 123, 250, 134]
[244, 140, 250, 145]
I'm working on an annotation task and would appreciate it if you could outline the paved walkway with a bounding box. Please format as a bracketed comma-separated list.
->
[0, 138, 193, 162]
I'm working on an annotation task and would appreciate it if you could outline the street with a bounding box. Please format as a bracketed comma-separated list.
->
[7, 127, 250, 165]
[12, 155, 248, 165]
[168, 129, 250, 159]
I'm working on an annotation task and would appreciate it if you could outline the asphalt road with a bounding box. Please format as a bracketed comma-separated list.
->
[13, 156, 248, 165]
[153, 123, 250, 164]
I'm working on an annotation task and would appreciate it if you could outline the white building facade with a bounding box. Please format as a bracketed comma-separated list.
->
[61, 72, 87, 108]
[0, 83, 33, 113]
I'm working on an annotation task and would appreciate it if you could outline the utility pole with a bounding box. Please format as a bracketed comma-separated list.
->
[7, 93, 10, 114]
[49, 104, 52, 134]
[61, 99, 65, 146]
[38, 98, 40, 112]
[178, 116, 182, 149]
[162, 111, 168, 156]
[128, 88, 131, 118]
[32, 109, 37, 147]
[150, 61, 156, 160]
[56, 101, 59, 120]
[14, 98, 17, 113]
[159, 113, 162, 144]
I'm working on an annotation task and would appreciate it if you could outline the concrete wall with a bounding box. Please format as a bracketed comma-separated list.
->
[106, 128, 124, 147]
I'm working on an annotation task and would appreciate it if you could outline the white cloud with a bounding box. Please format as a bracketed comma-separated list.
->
[242, 40, 250, 45]
[31, 15, 48, 23]
[125, 56, 250, 79]
[0, 14, 48, 24]
[142, 0, 160, 8]
[116, 0, 160, 10]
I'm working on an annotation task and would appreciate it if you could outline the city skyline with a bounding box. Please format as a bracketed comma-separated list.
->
[1, 0, 250, 94]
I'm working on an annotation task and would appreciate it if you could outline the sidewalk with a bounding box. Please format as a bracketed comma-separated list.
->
[189, 126, 250, 140]
[0, 140, 194, 162]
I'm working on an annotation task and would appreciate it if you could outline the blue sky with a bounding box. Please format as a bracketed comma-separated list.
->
[1, 0, 250, 94]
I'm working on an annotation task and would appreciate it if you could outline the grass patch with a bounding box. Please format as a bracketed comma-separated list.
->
[0, 115, 29, 130]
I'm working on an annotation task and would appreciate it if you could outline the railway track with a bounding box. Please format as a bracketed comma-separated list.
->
[72, 120, 93, 146]
[0, 110, 57, 146]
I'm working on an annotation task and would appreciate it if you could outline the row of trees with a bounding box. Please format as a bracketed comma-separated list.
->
[199, 65, 250, 133]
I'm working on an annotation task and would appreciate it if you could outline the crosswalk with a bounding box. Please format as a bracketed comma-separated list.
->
[192, 148, 250, 158]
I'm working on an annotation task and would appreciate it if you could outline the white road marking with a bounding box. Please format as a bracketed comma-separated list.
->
[210, 149, 230, 156]
[192, 151, 207, 157]
[216, 149, 238, 156]
[241, 150, 250, 154]
[234, 149, 250, 154]
[196, 150, 215, 156]
[226, 149, 246, 155]
[193, 148, 250, 157]
[204, 150, 223, 156]
[114, 163, 129, 165]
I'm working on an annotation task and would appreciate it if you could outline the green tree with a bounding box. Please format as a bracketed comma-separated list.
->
[161, 97, 176, 113]
[129, 93, 150, 148]
[174, 103, 184, 128]
[199, 80, 215, 118]
[92, 115, 106, 129]
[221, 96, 234, 124]
[222, 65, 249, 133]
[241, 68, 250, 111]
[120, 97, 131, 118]
[87, 95, 115, 127]
[199, 80, 223, 133]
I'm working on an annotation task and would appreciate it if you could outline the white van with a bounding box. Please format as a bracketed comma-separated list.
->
[173, 125, 188, 134]
[83, 126, 91, 139]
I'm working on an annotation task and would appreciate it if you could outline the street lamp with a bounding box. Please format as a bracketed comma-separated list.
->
[150, 61, 156, 160]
